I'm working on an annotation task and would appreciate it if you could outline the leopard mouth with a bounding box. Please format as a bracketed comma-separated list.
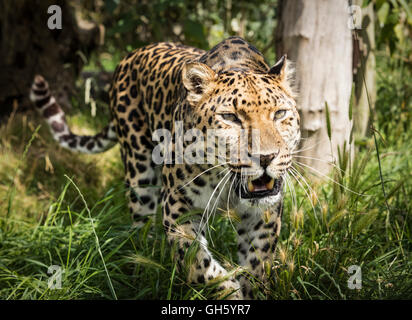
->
[235, 173, 283, 199]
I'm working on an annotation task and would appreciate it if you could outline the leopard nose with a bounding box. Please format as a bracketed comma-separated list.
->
[260, 153, 276, 169]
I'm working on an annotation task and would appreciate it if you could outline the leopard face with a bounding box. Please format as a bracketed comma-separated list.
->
[182, 58, 300, 207]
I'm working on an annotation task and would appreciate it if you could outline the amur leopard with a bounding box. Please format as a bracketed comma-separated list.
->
[30, 37, 300, 299]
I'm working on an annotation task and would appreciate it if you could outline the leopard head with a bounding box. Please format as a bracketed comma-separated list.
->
[182, 56, 300, 206]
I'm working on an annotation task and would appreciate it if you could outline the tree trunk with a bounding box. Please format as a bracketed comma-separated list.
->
[352, 0, 376, 139]
[275, 0, 353, 175]
[0, 0, 101, 121]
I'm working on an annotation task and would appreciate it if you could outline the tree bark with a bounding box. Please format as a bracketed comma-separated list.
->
[275, 0, 353, 175]
[0, 0, 101, 120]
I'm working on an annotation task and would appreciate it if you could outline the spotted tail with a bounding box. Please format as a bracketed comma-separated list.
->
[30, 75, 117, 154]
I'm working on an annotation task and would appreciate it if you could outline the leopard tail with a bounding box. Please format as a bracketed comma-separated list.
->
[29, 75, 117, 154]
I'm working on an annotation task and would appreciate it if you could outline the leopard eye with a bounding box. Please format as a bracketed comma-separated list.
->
[221, 113, 242, 125]
[274, 110, 287, 120]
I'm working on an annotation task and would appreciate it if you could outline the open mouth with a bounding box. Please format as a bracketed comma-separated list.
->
[235, 173, 283, 199]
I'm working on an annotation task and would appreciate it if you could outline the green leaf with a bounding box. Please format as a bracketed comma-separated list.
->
[375, 0, 387, 10]
[377, 2, 390, 27]
[349, 126, 354, 145]
[394, 23, 404, 44]
[325, 101, 332, 141]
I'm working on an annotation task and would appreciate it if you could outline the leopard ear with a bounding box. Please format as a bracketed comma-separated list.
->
[182, 62, 216, 105]
[268, 55, 287, 80]
[269, 54, 297, 97]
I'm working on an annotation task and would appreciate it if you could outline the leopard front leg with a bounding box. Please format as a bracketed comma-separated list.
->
[162, 190, 243, 300]
[236, 202, 283, 299]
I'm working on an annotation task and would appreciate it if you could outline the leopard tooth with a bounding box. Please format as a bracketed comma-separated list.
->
[247, 177, 255, 193]
[266, 178, 275, 190]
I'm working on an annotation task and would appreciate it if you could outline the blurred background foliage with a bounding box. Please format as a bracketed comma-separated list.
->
[75, 0, 278, 69]
[368, 0, 411, 139]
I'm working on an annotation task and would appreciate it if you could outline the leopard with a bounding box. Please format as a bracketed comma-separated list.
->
[29, 36, 300, 299]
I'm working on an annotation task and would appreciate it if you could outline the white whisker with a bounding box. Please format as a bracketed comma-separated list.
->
[198, 169, 231, 237]
[292, 139, 328, 155]
[290, 166, 321, 209]
[288, 167, 317, 217]
[210, 171, 233, 227]
[284, 173, 297, 212]
[179, 162, 229, 189]
[293, 161, 369, 197]
[225, 173, 238, 233]
[293, 155, 346, 174]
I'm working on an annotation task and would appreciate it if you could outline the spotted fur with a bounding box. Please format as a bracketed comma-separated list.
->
[30, 37, 300, 299]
